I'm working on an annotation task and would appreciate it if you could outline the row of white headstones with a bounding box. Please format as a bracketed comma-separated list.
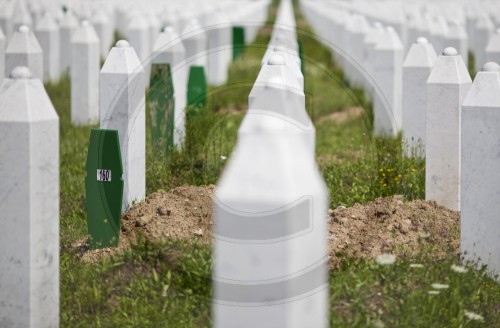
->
[301, 0, 500, 281]
[0, 1, 271, 327]
[212, 0, 330, 325]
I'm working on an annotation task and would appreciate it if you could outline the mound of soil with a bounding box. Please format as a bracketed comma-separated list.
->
[74, 185, 460, 267]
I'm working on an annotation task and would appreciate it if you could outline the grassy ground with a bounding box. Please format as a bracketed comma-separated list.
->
[45, 0, 500, 326]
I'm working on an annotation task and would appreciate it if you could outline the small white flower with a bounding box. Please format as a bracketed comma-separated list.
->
[419, 231, 430, 238]
[431, 283, 449, 290]
[464, 310, 484, 321]
[428, 290, 440, 295]
[375, 253, 396, 266]
[451, 264, 468, 273]
[410, 264, 424, 268]
[220, 155, 227, 160]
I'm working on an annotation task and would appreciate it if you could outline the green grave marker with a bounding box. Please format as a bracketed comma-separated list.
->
[232, 26, 245, 60]
[187, 65, 207, 115]
[85, 129, 124, 249]
[148, 63, 175, 156]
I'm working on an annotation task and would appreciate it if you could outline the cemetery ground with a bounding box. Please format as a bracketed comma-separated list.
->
[44, 1, 500, 327]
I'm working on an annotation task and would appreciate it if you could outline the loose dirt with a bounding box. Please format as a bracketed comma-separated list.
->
[74, 185, 460, 268]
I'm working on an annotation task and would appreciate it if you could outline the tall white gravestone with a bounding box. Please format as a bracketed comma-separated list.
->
[213, 66, 328, 328]
[100, 40, 146, 210]
[127, 14, 151, 84]
[71, 21, 100, 125]
[0, 66, 59, 328]
[373, 26, 404, 136]
[182, 18, 208, 69]
[426, 47, 471, 211]
[35, 12, 60, 82]
[461, 62, 500, 281]
[152, 26, 187, 147]
[486, 29, 500, 64]
[5, 25, 43, 81]
[59, 11, 79, 74]
[206, 11, 232, 85]
[402, 37, 437, 157]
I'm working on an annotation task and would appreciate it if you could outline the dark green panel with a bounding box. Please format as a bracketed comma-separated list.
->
[187, 65, 207, 115]
[148, 63, 175, 156]
[85, 129, 124, 249]
[232, 26, 245, 60]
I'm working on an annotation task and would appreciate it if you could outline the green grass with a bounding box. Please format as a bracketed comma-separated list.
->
[44, 0, 500, 326]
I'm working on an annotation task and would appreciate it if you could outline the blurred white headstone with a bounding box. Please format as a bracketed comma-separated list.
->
[0, 66, 59, 328]
[474, 14, 495, 73]
[59, 11, 79, 74]
[486, 28, 500, 64]
[402, 37, 437, 157]
[70, 21, 100, 125]
[5, 25, 43, 81]
[206, 11, 232, 85]
[35, 12, 60, 82]
[92, 10, 113, 59]
[182, 18, 208, 68]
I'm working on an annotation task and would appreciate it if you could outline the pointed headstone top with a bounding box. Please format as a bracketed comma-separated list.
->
[60, 11, 79, 28]
[6, 25, 42, 54]
[428, 48, 471, 84]
[404, 37, 437, 67]
[463, 62, 500, 107]
[443, 47, 458, 56]
[375, 26, 403, 51]
[71, 21, 99, 44]
[102, 41, 144, 74]
[152, 25, 185, 58]
[482, 62, 500, 72]
[116, 40, 129, 48]
[36, 12, 58, 31]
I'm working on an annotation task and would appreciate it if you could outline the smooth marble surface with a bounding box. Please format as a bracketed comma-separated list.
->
[35, 12, 60, 83]
[100, 41, 146, 211]
[0, 71, 59, 328]
[5, 26, 43, 81]
[461, 65, 500, 281]
[402, 38, 437, 157]
[426, 50, 471, 211]
[152, 27, 187, 147]
[71, 21, 100, 125]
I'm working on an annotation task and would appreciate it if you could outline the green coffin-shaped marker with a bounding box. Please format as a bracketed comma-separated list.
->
[232, 26, 245, 60]
[187, 65, 207, 114]
[85, 129, 124, 249]
[148, 63, 175, 156]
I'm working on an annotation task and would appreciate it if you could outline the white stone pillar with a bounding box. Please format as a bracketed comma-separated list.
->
[213, 65, 328, 328]
[461, 61, 500, 281]
[59, 11, 79, 75]
[92, 10, 113, 60]
[5, 25, 43, 81]
[12, 0, 32, 32]
[71, 20, 100, 125]
[35, 12, 60, 83]
[474, 14, 494, 73]
[206, 11, 232, 85]
[426, 47, 472, 211]
[182, 18, 208, 69]
[363, 22, 385, 95]
[373, 26, 404, 136]
[100, 40, 146, 210]
[402, 37, 437, 157]
[486, 29, 500, 63]
[0, 27, 4, 85]
[445, 21, 469, 65]
[127, 14, 151, 85]
[0, 66, 59, 328]
[152, 26, 187, 147]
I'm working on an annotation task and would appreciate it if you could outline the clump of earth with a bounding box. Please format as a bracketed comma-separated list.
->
[74, 185, 460, 268]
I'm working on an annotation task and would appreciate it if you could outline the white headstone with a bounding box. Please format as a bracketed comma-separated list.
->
[182, 18, 208, 68]
[445, 20, 469, 65]
[92, 10, 113, 59]
[126, 14, 151, 85]
[461, 61, 500, 280]
[213, 67, 328, 328]
[100, 40, 146, 210]
[152, 26, 187, 147]
[426, 47, 472, 211]
[12, 0, 32, 32]
[0, 27, 4, 85]
[206, 11, 232, 85]
[402, 37, 437, 157]
[70, 21, 100, 125]
[373, 26, 404, 136]
[0, 66, 59, 328]
[474, 14, 495, 73]
[486, 28, 500, 64]
[5, 25, 43, 81]
[35, 12, 60, 82]
[59, 11, 79, 74]
[363, 22, 385, 94]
